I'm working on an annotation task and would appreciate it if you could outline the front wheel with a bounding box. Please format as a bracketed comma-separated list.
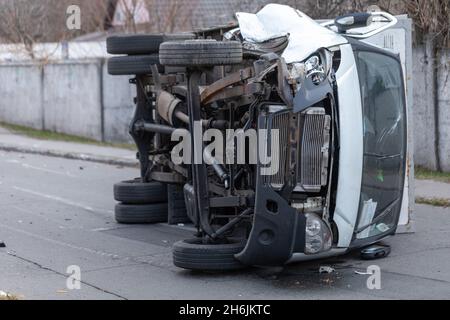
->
[172, 238, 247, 271]
[107, 54, 162, 75]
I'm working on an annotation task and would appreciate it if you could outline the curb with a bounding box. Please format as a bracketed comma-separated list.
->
[0, 143, 139, 168]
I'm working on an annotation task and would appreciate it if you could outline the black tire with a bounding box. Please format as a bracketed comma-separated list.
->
[107, 54, 162, 75]
[114, 180, 168, 204]
[107, 33, 195, 55]
[115, 203, 168, 224]
[159, 40, 243, 67]
[173, 238, 246, 271]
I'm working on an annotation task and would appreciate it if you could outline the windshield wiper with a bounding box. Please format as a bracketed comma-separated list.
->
[364, 153, 401, 160]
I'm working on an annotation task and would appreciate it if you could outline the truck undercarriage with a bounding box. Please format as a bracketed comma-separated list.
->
[114, 26, 340, 270]
[107, 5, 408, 271]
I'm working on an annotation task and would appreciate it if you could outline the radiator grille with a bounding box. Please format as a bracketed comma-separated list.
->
[298, 108, 331, 192]
[262, 111, 290, 190]
[261, 107, 331, 192]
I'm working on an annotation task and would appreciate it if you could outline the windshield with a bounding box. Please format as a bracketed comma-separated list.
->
[355, 51, 407, 239]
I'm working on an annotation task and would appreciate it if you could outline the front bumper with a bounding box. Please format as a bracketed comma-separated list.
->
[235, 185, 307, 266]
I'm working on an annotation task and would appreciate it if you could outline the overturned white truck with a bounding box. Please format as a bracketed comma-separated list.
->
[107, 4, 411, 271]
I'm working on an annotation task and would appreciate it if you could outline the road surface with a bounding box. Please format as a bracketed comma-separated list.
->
[1, 150, 449, 300]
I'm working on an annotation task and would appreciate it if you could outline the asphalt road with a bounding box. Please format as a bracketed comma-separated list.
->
[1, 150, 450, 300]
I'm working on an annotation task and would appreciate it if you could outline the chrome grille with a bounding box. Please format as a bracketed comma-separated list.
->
[262, 111, 290, 190]
[261, 106, 331, 192]
[298, 108, 331, 192]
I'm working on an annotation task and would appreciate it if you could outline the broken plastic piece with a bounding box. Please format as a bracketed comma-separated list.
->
[354, 270, 372, 276]
[0, 241, 6, 248]
[361, 244, 391, 260]
[319, 266, 335, 274]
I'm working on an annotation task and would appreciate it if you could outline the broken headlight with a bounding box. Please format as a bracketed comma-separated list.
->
[305, 213, 333, 255]
[304, 50, 333, 85]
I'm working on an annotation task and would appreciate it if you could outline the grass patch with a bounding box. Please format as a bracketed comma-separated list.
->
[0, 292, 19, 300]
[1, 122, 136, 151]
[416, 197, 450, 208]
[415, 166, 450, 184]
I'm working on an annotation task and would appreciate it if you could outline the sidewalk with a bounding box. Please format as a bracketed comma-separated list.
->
[0, 126, 138, 167]
[415, 179, 450, 200]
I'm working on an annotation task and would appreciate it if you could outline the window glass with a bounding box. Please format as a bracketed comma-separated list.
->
[355, 51, 406, 239]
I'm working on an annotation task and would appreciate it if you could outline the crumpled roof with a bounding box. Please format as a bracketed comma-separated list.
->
[191, 0, 271, 28]
[237, 3, 348, 63]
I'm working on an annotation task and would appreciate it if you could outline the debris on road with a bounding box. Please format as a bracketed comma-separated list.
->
[354, 270, 372, 276]
[0, 241, 6, 248]
[319, 266, 335, 274]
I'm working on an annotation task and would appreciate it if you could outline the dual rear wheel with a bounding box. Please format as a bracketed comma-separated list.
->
[114, 179, 168, 224]
[113, 179, 246, 271]
[107, 34, 243, 75]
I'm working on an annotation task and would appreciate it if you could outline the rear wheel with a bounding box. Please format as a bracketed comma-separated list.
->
[115, 203, 168, 224]
[159, 40, 243, 67]
[114, 180, 168, 205]
[107, 54, 162, 75]
[172, 238, 246, 271]
[107, 33, 195, 55]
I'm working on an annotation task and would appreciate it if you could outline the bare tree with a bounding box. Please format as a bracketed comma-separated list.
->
[117, 0, 141, 33]
[0, 0, 70, 58]
[78, 0, 116, 34]
[299, 0, 405, 19]
[0, 0, 115, 58]
[144, 0, 198, 33]
[404, 0, 450, 47]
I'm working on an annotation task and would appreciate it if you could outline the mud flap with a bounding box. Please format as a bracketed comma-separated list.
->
[235, 185, 306, 266]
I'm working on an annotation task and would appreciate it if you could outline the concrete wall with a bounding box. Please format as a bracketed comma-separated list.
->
[0, 59, 135, 143]
[413, 47, 450, 171]
[43, 61, 103, 140]
[438, 50, 450, 172]
[0, 63, 44, 130]
[101, 62, 135, 143]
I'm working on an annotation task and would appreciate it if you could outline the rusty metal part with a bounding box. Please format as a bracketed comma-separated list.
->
[203, 148, 230, 189]
[150, 171, 185, 184]
[202, 82, 264, 105]
[159, 73, 185, 86]
[200, 67, 254, 105]
[174, 110, 190, 124]
[134, 120, 176, 135]
[157, 91, 225, 128]
[277, 58, 295, 108]
[157, 91, 183, 126]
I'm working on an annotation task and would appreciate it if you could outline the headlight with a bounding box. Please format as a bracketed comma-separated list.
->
[306, 217, 322, 237]
[305, 55, 320, 73]
[303, 50, 333, 85]
[305, 213, 333, 255]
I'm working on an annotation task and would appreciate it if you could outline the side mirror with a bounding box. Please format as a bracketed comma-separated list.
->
[335, 13, 373, 33]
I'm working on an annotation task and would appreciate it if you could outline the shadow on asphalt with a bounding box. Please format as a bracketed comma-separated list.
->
[174, 250, 368, 291]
